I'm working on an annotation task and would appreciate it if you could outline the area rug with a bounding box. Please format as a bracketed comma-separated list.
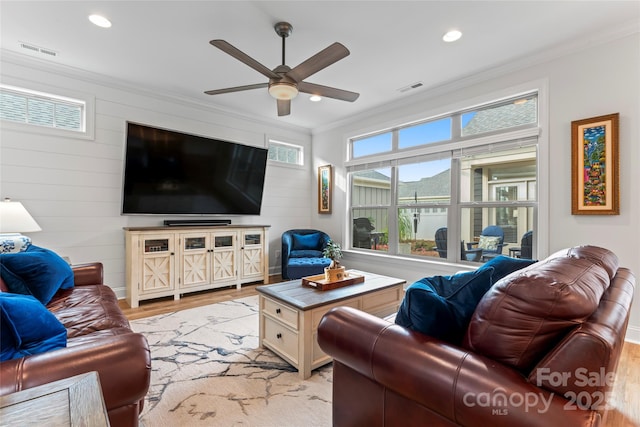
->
[130, 296, 332, 426]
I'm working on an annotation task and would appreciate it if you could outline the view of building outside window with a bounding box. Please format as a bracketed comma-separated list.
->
[349, 94, 538, 263]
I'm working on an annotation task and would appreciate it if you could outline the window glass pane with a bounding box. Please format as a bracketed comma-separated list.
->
[397, 158, 451, 204]
[353, 209, 388, 252]
[398, 207, 447, 258]
[352, 132, 392, 158]
[268, 142, 302, 165]
[460, 146, 537, 203]
[55, 103, 82, 130]
[28, 98, 55, 126]
[461, 96, 537, 136]
[461, 207, 535, 262]
[351, 167, 392, 206]
[398, 117, 451, 149]
[0, 92, 27, 122]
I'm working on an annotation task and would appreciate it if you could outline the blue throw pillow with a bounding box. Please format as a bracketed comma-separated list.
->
[478, 255, 537, 283]
[0, 245, 74, 305]
[0, 293, 67, 361]
[395, 268, 494, 343]
[292, 233, 321, 251]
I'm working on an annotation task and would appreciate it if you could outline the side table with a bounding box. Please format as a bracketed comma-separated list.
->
[0, 371, 110, 426]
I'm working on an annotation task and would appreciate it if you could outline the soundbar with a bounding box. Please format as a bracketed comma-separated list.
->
[163, 219, 231, 227]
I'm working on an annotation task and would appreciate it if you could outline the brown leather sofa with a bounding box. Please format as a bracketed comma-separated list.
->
[0, 262, 151, 427]
[318, 246, 635, 427]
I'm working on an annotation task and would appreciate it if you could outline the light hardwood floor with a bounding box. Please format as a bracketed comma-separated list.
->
[119, 278, 639, 426]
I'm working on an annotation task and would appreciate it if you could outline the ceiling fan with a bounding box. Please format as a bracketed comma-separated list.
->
[205, 22, 359, 117]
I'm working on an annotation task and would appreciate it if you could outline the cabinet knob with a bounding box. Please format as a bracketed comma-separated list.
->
[276, 333, 282, 339]
[276, 308, 281, 314]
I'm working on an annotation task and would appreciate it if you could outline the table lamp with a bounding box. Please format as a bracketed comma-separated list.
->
[0, 197, 42, 236]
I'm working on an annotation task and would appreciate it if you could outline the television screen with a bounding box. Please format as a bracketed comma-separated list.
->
[122, 122, 268, 215]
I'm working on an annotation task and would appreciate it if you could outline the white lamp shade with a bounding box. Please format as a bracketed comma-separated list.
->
[0, 200, 42, 233]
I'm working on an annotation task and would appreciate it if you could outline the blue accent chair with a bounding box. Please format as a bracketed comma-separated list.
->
[467, 225, 507, 261]
[281, 229, 332, 280]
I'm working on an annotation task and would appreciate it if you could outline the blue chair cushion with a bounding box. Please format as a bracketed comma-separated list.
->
[478, 255, 537, 283]
[0, 293, 67, 361]
[0, 245, 74, 305]
[290, 250, 323, 258]
[286, 257, 332, 280]
[292, 233, 322, 251]
[395, 267, 494, 343]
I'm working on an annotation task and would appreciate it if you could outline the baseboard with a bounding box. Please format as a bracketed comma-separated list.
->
[625, 325, 640, 344]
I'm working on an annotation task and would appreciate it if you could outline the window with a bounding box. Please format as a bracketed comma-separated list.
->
[268, 139, 303, 166]
[0, 85, 85, 132]
[347, 93, 539, 264]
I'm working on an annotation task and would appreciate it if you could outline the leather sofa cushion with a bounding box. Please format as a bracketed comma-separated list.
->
[464, 246, 614, 373]
[0, 293, 67, 361]
[0, 245, 74, 305]
[48, 285, 131, 339]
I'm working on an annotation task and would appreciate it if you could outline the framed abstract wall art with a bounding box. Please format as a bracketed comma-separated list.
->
[571, 113, 619, 215]
[318, 164, 332, 214]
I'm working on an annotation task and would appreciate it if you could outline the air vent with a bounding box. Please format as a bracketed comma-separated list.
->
[398, 81, 424, 93]
[19, 42, 58, 58]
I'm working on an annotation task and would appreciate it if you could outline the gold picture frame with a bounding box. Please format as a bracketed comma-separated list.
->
[318, 164, 332, 214]
[571, 113, 619, 215]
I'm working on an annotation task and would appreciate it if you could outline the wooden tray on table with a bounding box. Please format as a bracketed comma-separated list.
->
[301, 271, 365, 291]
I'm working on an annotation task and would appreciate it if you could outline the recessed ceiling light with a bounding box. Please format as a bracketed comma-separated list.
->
[89, 14, 112, 28]
[442, 30, 462, 43]
[309, 95, 322, 102]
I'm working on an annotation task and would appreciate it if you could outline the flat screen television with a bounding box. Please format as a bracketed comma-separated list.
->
[122, 122, 268, 215]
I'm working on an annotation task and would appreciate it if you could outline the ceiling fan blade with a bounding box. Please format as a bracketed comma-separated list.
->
[277, 99, 291, 116]
[286, 42, 350, 82]
[210, 40, 280, 80]
[204, 83, 268, 95]
[298, 81, 359, 102]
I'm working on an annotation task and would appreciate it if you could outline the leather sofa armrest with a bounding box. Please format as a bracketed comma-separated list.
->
[71, 262, 104, 286]
[0, 333, 150, 411]
[318, 307, 600, 427]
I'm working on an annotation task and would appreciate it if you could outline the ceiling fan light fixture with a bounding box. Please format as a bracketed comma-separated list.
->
[268, 82, 298, 100]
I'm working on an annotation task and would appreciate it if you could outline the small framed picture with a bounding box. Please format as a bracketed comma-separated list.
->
[571, 113, 619, 215]
[318, 165, 332, 214]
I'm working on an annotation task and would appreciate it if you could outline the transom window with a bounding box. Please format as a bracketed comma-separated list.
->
[268, 139, 304, 166]
[0, 85, 85, 132]
[348, 93, 538, 264]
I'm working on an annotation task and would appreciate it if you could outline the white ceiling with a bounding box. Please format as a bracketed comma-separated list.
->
[1, 1, 639, 130]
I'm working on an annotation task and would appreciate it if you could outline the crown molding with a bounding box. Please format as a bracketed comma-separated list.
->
[312, 18, 640, 136]
[0, 49, 311, 135]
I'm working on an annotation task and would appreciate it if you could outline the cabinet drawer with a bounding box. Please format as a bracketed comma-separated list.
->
[262, 297, 298, 330]
[311, 298, 360, 330]
[362, 286, 403, 311]
[263, 316, 298, 364]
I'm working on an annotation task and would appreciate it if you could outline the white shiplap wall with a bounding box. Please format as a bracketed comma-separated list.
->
[0, 53, 313, 298]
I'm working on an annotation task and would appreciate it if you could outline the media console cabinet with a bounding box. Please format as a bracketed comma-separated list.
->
[124, 225, 270, 308]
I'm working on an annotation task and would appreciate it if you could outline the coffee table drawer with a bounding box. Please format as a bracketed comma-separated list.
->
[263, 316, 298, 364]
[362, 286, 403, 311]
[312, 298, 361, 330]
[263, 297, 298, 330]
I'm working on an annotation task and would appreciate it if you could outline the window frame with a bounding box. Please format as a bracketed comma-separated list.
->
[266, 137, 305, 168]
[0, 82, 95, 140]
[345, 81, 548, 264]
